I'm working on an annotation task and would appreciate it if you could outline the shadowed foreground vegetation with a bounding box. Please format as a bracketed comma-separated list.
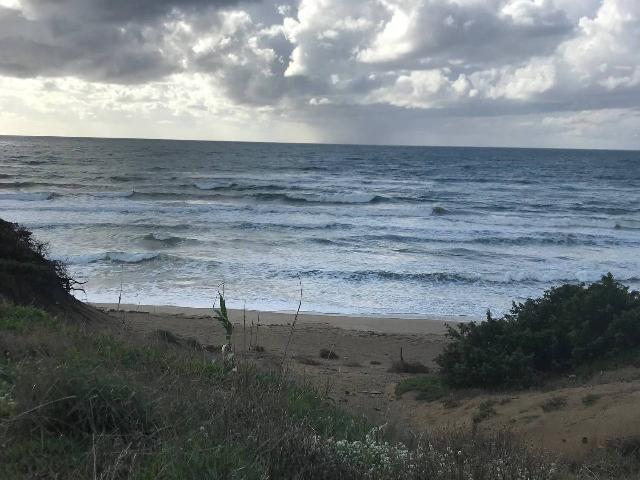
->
[0, 304, 561, 479]
[0, 218, 105, 321]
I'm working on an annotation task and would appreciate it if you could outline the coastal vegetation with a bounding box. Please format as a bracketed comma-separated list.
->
[0, 303, 561, 479]
[437, 274, 640, 389]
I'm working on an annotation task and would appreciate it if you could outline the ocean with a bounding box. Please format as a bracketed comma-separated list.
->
[1, 135, 639, 317]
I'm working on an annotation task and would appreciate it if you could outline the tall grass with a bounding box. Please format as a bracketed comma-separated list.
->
[0, 305, 602, 479]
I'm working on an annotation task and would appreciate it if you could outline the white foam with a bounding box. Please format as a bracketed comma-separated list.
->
[290, 192, 377, 204]
[52, 251, 160, 265]
[193, 182, 218, 190]
[88, 190, 134, 198]
[0, 191, 55, 201]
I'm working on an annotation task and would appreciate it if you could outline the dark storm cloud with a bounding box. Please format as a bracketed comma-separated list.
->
[0, 0, 639, 149]
[23, 0, 247, 22]
[0, 0, 254, 82]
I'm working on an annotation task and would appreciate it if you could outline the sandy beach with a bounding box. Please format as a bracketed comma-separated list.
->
[94, 303, 465, 334]
[93, 302, 640, 459]
[94, 303, 454, 422]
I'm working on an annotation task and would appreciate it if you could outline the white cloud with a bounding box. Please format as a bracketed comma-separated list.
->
[475, 58, 557, 100]
[559, 0, 640, 90]
[0, 0, 639, 148]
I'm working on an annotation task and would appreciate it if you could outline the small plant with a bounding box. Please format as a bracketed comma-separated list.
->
[582, 393, 602, 406]
[343, 360, 362, 367]
[0, 376, 17, 418]
[17, 364, 157, 439]
[0, 304, 57, 333]
[213, 292, 233, 346]
[473, 400, 497, 424]
[389, 347, 430, 373]
[213, 292, 235, 370]
[295, 356, 320, 366]
[441, 395, 461, 409]
[319, 348, 338, 359]
[395, 374, 450, 401]
[389, 360, 430, 374]
[541, 396, 567, 412]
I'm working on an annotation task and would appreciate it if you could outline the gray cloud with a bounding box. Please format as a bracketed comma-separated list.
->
[0, 0, 253, 82]
[23, 0, 245, 22]
[0, 0, 639, 149]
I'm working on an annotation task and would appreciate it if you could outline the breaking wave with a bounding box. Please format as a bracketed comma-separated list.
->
[0, 192, 56, 201]
[51, 251, 160, 265]
[141, 233, 195, 247]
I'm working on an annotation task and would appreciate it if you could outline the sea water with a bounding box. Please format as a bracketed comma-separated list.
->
[1, 136, 639, 317]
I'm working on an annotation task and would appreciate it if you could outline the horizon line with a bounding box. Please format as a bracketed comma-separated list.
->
[1, 133, 639, 153]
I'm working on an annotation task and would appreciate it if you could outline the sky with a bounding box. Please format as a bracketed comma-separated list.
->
[0, 0, 639, 149]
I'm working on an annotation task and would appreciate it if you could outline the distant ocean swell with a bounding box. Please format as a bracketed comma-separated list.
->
[1, 136, 639, 316]
[2, 188, 639, 220]
[298, 269, 640, 286]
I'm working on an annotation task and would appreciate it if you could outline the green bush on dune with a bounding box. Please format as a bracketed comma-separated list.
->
[436, 273, 640, 389]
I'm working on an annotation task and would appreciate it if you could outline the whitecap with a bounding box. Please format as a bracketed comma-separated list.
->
[88, 190, 135, 198]
[51, 251, 160, 265]
[0, 191, 56, 201]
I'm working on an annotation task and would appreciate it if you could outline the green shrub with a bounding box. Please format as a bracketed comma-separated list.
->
[15, 363, 157, 439]
[0, 305, 57, 333]
[395, 374, 450, 401]
[540, 396, 567, 412]
[436, 274, 640, 389]
[582, 393, 601, 406]
[0, 219, 80, 307]
[472, 400, 497, 424]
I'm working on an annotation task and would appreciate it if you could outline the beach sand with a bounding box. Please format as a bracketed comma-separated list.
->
[95, 303, 454, 421]
[94, 303, 462, 335]
[94, 303, 640, 459]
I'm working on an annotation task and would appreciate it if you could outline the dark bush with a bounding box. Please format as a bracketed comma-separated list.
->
[389, 359, 431, 374]
[0, 219, 106, 322]
[16, 363, 157, 440]
[0, 219, 78, 303]
[319, 348, 339, 359]
[436, 274, 640, 389]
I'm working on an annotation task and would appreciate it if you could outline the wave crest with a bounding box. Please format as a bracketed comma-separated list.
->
[0, 191, 56, 201]
[141, 233, 193, 247]
[51, 251, 160, 265]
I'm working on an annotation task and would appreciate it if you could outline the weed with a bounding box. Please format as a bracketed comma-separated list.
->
[296, 356, 320, 366]
[213, 292, 233, 346]
[395, 374, 450, 401]
[473, 400, 498, 424]
[13, 363, 158, 439]
[343, 360, 362, 367]
[0, 304, 57, 333]
[440, 395, 461, 409]
[541, 396, 567, 412]
[389, 359, 430, 373]
[320, 348, 339, 359]
[582, 393, 602, 406]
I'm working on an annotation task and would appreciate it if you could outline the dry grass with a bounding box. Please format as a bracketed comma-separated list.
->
[0, 305, 567, 479]
[295, 356, 321, 366]
[541, 396, 568, 413]
[320, 348, 339, 359]
[389, 359, 431, 374]
[343, 360, 362, 368]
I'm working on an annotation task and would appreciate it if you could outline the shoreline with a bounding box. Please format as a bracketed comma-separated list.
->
[92, 302, 474, 335]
